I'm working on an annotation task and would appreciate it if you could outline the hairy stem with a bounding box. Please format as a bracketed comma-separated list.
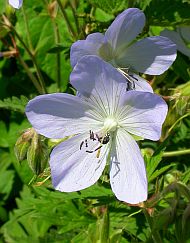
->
[17, 55, 43, 94]
[52, 19, 61, 91]
[57, 0, 76, 39]
[143, 208, 162, 243]
[69, 1, 80, 36]
[13, 29, 47, 94]
[22, 5, 34, 52]
[163, 149, 190, 157]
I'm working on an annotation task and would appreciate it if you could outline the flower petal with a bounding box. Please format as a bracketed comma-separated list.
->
[9, 0, 23, 9]
[105, 8, 145, 51]
[70, 56, 127, 117]
[161, 29, 190, 58]
[131, 73, 153, 93]
[116, 36, 177, 75]
[178, 26, 190, 43]
[70, 33, 105, 68]
[50, 133, 109, 192]
[110, 129, 147, 204]
[25, 93, 101, 139]
[118, 91, 168, 140]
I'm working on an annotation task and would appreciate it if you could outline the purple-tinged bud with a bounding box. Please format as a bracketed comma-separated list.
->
[14, 128, 35, 162]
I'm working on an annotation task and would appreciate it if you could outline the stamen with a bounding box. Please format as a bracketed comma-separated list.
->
[94, 145, 102, 152]
[117, 67, 137, 91]
[79, 141, 84, 150]
[90, 130, 96, 141]
[79, 130, 110, 157]
[96, 149, 101, 158]
[86, 150, 93, 153]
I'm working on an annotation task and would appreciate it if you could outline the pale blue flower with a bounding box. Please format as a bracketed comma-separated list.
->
[26, 56, 168, 204]
[71, 8, 176, 92]
[9, 0, 23, 9]
[161, 26, 190, 58]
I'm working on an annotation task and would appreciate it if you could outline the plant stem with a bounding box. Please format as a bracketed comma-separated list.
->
[69, 1, 80, 36]
[163, 149, 190, 157]
[22, 5, 34, 52]
[13, 29, 47, 94]
[52, 20, 61, 91]
[143, 208, 162, 243]
[57, 0, 76, 39]
[168, 113, 190, 135]
[17, 55, 43, 94]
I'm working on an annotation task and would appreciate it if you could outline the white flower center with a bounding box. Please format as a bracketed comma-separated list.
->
[103, 118, 118, 132]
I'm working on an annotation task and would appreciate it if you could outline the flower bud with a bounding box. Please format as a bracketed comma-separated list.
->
[14, 128, 35, 162]
[153, 206, 175, 230]
[182, 204, 190, 240]
[48, 1, 58, 19]
[27, 132, 49, 175]
[95, 207, 109, 243]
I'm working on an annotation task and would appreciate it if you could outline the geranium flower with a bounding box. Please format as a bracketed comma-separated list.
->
[26, 56, 168, 204]
[9, 0, 23, 9]
[71, 8, 176, 92]
[161, 26, 190, 58]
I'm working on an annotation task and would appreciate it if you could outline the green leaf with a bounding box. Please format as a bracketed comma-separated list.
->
[182, 204, 190, 241]
[153, 207, 175, 230]
[47, 44, 70, 54]
[89, 0, 128, 15]
[0, 170, 15, 202]
[95, 8, 114, 22]
[149, 164, 175, 182]
[145, 0, 190, 26]
[138, 0, 154, 10]
[172, 53, 190, 81]
[0, 95, 28, 113]
[0, 0, 6, 14]
[146, 150, 164, 182]
[0, 122, 9, 148]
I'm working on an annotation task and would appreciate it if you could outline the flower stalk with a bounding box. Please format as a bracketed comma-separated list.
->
[57, 0, 77, 39]
[163, 149, 190, 157]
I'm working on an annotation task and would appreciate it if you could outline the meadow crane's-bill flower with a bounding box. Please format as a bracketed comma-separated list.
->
[71, 8, 176, 92]
[9, 0, 23, 9]
[25, 56, 168, 204]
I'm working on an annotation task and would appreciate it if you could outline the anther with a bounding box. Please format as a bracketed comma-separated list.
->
[86, 150, 93, 153]
[90, 130, 96, 141]
[79, 141, 84, 150]
[94, 145, 102, 152]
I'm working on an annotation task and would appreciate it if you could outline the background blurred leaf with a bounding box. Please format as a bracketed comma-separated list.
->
[88, 0, 128, 15]
[0, 95, 28, 113]
[145, 0, 190, 26]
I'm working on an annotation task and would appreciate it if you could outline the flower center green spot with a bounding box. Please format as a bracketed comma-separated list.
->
[103, 118, 118, 132]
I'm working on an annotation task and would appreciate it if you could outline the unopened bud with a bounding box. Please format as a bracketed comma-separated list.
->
[182, 204, 190, 240]
[96, 207, 109, 243]
[48, 1, 58, 19]
[2, 15, 12, 28]
[0, 50, 18, 58]
[70, 0, 79, 10]
[27, 132, 48, 175]
[153, 207, 175, 230]
[14, 128, 35, 162]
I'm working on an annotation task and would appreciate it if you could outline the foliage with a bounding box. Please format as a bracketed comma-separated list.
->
[0, 0, 190, 242]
